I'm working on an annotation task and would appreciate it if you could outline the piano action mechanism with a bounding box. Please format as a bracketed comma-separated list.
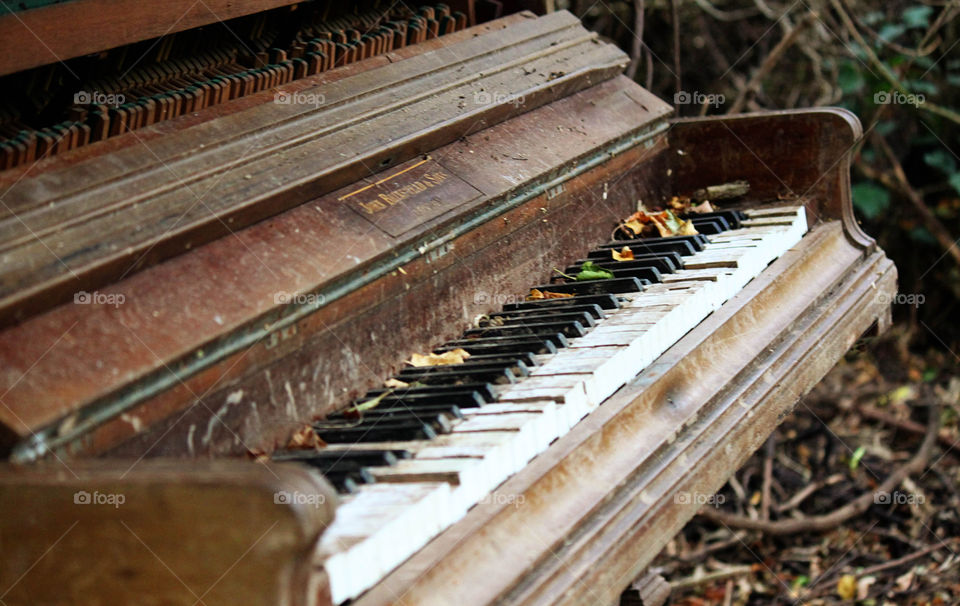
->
[0, 2, 896, 605]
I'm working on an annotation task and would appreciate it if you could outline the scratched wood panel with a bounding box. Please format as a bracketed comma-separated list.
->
[0, 76, 671, 457]
[0, 11, 627, 327]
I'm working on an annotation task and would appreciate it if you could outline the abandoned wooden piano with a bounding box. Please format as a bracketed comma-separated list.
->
[0, 2, 897, 605]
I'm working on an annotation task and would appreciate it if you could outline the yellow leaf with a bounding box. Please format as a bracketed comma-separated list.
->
[408, 349, 471, 367]
[384, 378, 409, 388]
[622, 219, 644, 235]
[286, 425, 325, 450]
[837, 574, 857, 600]
[526, 289, 572, 300]
[612, 246, 634, 262]
[749, 491, 762, 506]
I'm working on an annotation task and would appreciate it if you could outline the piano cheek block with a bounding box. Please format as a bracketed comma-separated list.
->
[0, 460, 337, 606]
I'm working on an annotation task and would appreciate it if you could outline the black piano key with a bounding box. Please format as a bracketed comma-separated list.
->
[563, 263, 662, 284]
[459, 352, 540, 367]
[485, 309, 598, 328]
[685, 210, 744, 229]
[327, 410, 455, 434]
[598, 238, 697, 256]
[689, 216, 730, 234]
[464, 320, 587, 340]
[396, 365, 517, 385]
[531, 277, 645, 296]
[503, 294, 621, 312]
[313, 420, 439, 443]
[439, 335, 562, 355]
[490, 304, 604, 321]
[272, 449, 407, 466]
[332, 404, 464, 421]
[363, 383, 496, 405]
[398, 359, 526, 378]
[583, 251, 682, 272]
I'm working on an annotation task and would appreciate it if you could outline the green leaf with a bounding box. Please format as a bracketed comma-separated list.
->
[838, 62, 865, 94]
[575, 261, 614, 281]
[903, 5, 933, 28]
[924, 150, 957, 175]
[923, 368, 938, 382]
[849, 446, 867, 471]
[950, 172, 960, 195]
[909, 226, 936, 245]
[877, 23, 906, 43]
[852, 182, 891, 219]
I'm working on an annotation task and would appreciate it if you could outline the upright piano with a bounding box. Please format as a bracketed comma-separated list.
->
[0, 2, 897, 605]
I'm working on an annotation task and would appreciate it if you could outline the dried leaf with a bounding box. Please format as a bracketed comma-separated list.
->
[857, 575, 877, 600]
[384, 378, 409, 388]
[612, 246, 634, 261]
[286, 425, 325, 450]
[837, 574, 857, 600]
[527, 288, 573, 300]
[622, 219, 645, 235]
[690, 200, 714, 213]
[575, 261, 614, 281]
[408, 348, 471, 367]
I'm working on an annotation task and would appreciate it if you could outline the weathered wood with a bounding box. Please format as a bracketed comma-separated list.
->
[0, 77, 671, 459]
[0, 10, 628, 328]
[0, 459, 337, 606]
[0, 0, 305, 77]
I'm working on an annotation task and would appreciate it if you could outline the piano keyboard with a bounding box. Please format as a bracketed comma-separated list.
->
[277, 205, 808, 604]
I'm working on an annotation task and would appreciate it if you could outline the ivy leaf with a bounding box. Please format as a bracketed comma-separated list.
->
[903, 5, 933, 28]
[852, 182, 890, 219]
[924, 150, 957, 175]
[950, 173, 960, 196]
[575, 261, 614, 281]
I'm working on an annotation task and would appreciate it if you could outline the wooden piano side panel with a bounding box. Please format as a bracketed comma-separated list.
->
[668, 108, 875, 251]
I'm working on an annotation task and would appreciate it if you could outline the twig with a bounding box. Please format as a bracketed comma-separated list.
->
[830, 0, 960, 126]
[761, 435, 774, 521]
[873, 132, 960, 269]
[727, 13, 814, 114]
[861, 405, 960, 452]
[625, 0, 645, 81]
[693, 0, 760, 22]
[670, 565, 754, 590]
[698, 403, 941, 535]
[858, 540, 959, 577]
[773, 473, 845, 514]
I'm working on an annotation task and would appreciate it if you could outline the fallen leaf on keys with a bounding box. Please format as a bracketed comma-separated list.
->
[611, 246, 634, 261]
[836, 574, 857, 600]
[527, 288, 573, 300]
[384, 378, 409, 388]
[666, 195, 693, 212]
[286, 425, 326, 450]
[690, 200, 714, 213]
[408, 349, 471, 367]
[651, 209, 698, 237]
[575, 261, 614, 281]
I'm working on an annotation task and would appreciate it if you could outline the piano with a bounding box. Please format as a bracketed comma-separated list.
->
[0, 2, 897, 605]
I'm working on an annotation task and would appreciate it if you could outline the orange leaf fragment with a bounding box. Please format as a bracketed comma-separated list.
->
[408, 348, 471, 367]
[526, 289, 573, 300]
[286, 425, 325, 450]
[612, 246, 634, 262]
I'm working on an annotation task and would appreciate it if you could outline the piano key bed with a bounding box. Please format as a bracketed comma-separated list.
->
[276, 205, 807, 603]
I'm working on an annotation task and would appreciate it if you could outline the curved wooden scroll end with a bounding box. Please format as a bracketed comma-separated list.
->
[666, 107, 876, 253]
